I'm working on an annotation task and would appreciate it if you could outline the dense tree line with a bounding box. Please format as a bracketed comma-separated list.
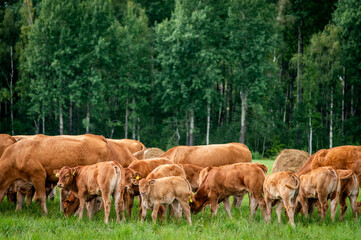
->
[0, 0, 360, 157]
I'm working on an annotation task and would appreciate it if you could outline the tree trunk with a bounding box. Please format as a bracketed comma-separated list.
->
[239, 91, 248, 143]
[185, 111, 189, 146]
[109, 127, 114, 139]
[10, 46, 14, 135]
[262, 136, 266, 158]
[308, 113, 312, 155]
[34, 119, 40, 134]
[137, 117, 140, 141]
[351, 84, 355, 116]
[85, 103, 90, 134]
[297, 20, 303, 104]
[189, 109, 194, 146]
[132, 98, 136, 140]
[206, 103, 210, 145]
[125, 99, 129, 138]
[42, 103, 45, 134]
[341, 67, 345, 138]
[329, 88, 333, 148]
[59, 98, 64, 135]
[69, 101, 73, 134]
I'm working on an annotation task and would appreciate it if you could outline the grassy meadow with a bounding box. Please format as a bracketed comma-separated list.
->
[0, 159, 360, 239]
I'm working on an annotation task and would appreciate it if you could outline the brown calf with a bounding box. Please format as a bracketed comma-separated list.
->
[337, 170, 359, 220]
[263, 171, 300, 226]
[139, 176, 192, 225]
[297, 167, 340, 221]
[124, 158, 172, 217]
[54, 161, 125, 224]
[189, 163, 268, 220]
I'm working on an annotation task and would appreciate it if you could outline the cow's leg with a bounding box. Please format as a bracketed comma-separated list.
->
[116, 186, 125, 222]
[26, 187, 35, 207]
[102, 192, 112, 224]
[283, 196, 295, 226]
[223, 197, 232, 219]
[329, 194, 338, 222]
[349, 195, 358, 220]
[179, 199, 192, 226]
[249, 194, 258, 220]
[151, 202, 160, 224]
[30, 173, 47, 215]
[319, 197, 329, 221]
[137, 197, 143, 218]
[15, 191, 25, 211]
[273, 201, 282, 224]
[140, 200, 147, 223]
[172, 200, 181, 219]
[233, 192, 246, 208]
[77, 195, 86, 221]
[339, 194, 347, 221]
[86, 197, 98, 219]
[264, 196, 272, 223]
[299, 196, 309, 217]
[112, 189, 121, 223]
[251, 192, 267, 221]
[48, 187, 56, 201]
[209, 193, 219, 217]
[126, 192, 134, 218]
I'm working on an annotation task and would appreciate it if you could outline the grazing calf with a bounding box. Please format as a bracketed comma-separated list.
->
[124, 158, 172, 217]
[263, 171, 300, 226]
[337, 170, 359, 220]
[54, 161, 125, 224]
[297, 167, 340, 221]
[181, 164, 204, 192]
[62, 191, 102, 218]
[189, 163, 268, 220]
[139, 176, 192, 225]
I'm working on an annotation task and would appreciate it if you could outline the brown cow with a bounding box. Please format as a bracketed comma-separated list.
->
[337, 169, 359, 220]
[297, 167, 340, 221]
[161, 143, 252, 167]
[147, 164, 186, 180]
[189, 163, 268, 220]
[107, 139, 146, 160]
[63, 191, 102, 218]
[139, 176, 192, 225]
[54, 161, 125, 223]
[297, 146, 361, 179]
[162, 143, 252, 208]
[123, 158, 172, 217]
[0, 134, 133, 214]
[0, 134, 16, 157]
[263, 171, 300, 226]
[181, 164, 204, 192]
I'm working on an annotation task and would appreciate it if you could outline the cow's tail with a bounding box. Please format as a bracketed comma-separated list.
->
[183, 178, 192, 193]
[132, 141, 146, 159]
[285, 173, 300, 190]
[255, 163, 268, 175]
[340, 171, 354, 180]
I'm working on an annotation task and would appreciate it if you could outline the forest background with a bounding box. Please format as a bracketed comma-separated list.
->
[0, 0, 360, 158]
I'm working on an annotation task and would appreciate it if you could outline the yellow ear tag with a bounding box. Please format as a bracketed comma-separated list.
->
[189, 197, 193, 203]
[55, 173, 59, 178]
[136, 176, 140, 180]
[72, 171, 76, 176]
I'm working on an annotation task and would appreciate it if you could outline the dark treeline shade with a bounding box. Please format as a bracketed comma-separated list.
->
[0, 0, 360, 157]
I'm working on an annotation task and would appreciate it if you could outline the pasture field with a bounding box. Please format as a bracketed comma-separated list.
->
[0, 159, 360, 239]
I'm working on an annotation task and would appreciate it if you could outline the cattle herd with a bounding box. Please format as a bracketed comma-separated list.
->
[0, 133, 360, 227]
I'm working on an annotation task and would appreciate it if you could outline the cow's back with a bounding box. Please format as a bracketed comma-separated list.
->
[1, 135, 110, 183]
[0, 134, 16, 157]
[162, 143, 251, 167]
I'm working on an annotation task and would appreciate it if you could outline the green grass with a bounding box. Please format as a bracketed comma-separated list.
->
[0, 159, 360, 239]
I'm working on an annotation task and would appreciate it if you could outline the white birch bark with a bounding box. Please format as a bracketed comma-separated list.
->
[206, 103, 210, 145]
[239, 91, 248, 143]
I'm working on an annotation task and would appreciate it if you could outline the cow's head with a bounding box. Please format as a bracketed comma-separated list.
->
[189, 189, 209, 214]
[131, 172, 142, 185]
[54, 166, 78, 188]
[139, 178, 155, 197]
[63, 192, 80, 216]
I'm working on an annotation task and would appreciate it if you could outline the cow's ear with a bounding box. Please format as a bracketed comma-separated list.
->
[149, 180, 155, 185]
[134, 172, 142, 180]
[71, 168, 77, 176]
[53, 170, 60, 178]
